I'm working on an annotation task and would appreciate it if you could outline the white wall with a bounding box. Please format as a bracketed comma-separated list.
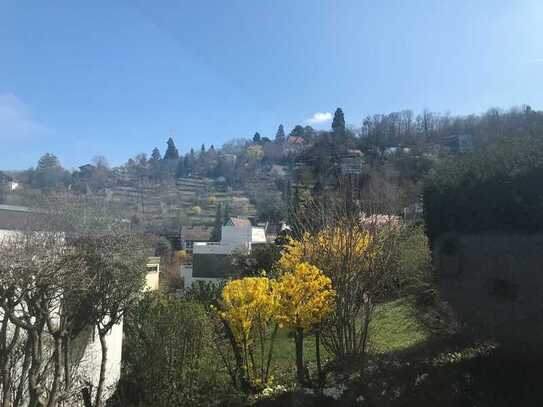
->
[79, 320, 124, 402]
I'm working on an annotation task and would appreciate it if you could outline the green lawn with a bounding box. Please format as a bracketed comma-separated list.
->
[368, 297, 430, 354]
[271, 298, 429, 374]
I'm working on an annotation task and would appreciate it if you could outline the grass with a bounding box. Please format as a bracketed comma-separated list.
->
[368, 297, 430, 354]
[270, 297, 429, 377]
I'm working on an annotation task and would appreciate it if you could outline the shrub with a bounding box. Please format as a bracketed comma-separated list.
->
[118, 293, 228, 406]
[423, 134, 543, 242]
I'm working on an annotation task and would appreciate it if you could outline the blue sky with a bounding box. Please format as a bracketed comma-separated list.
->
[1, 1, 542, 170]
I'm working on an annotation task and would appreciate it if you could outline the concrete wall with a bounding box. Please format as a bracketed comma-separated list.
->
[434, 232, 543, 347]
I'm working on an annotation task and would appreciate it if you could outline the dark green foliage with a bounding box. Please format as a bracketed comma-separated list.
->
[156, 236, 173, 260]
[289, 125, 305, 139]
[253, 132, 261, 143]
[164, 137, 179, 160]
[332, 107, 346, 135]
[423, 134, 543, 241]
[32, 153, 67, 188]
[229, 243, 282, 278]
[275, 124, 285, 143]
[210, 203, 223, 241]
[116, 293, 226, 407]
[150, 147, 161, 161]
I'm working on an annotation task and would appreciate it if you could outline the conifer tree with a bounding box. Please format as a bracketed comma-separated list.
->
[150, 147, 161, 161]
[332, 108, 346, 135]
[275, 125, 285, 143]
[164, 137, 179, 160]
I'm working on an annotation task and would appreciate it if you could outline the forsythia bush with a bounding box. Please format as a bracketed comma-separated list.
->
[220, 277, 277, 346]
[218, 263, 335, 387]
[274, 263, 335, 332]
[278, 228, 374, 273]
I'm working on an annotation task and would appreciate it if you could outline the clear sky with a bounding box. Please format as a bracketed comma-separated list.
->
[1, 0, 542, 170]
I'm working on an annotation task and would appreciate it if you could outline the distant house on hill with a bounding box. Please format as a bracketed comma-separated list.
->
[340, 149, 365, 175]
[270, 164, 287, 177]
[288, 136, 304, 144]
[181, 217, 267, 289]
[180, 226, 213, 253]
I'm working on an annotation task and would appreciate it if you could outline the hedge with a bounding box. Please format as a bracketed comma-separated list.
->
[423, 134, 543, 242]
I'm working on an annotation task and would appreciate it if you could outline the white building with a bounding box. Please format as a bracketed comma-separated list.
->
[0, 205, 159, 405]
[181, 217, 267, 289]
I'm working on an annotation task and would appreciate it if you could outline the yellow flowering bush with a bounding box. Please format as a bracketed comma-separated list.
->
[277, 228, 374, 274]
[274, 262, 335, 384]
[220, 277, 277, 345]
[219, 277, 278, 388]
[274, 262, 335, 332]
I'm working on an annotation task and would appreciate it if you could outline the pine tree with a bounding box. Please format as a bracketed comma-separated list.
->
[164, 138, 179, 160]
[275, 125, 286, 143]
[332, 108, 346, 135]
[253, 132, 261, 143]
[150, 147, 161, 161]
[201, 144, 206, 154]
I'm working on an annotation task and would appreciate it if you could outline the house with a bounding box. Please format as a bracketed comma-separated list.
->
[145, 256, 161, 291]
[180, 226, 213, 253]
[0, 205, 158, 403]
[340, 150, 364, 175]
[288, 136, 304, 144]
[270, 164, 287, 177]
[181, 217, 267, 289]
[403, 202, 424, 223]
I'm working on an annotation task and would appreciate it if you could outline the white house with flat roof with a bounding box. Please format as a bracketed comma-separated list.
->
[181, 217, 267, 289]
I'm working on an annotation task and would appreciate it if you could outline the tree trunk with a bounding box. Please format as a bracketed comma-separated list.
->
[315, 330, 323, 388]
[63, 336, 71, 391]
[222, 320, 251, 392]
[94, 332, 108, 407]
[1, 314, 11, 407]
[14, 337, 31, 407]
[46, 336, 63, 407]
[28, 327, 46, 407]
[295, 328, 305, 385]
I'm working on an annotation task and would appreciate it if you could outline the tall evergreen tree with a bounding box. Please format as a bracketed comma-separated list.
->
[150, 147, 161, 161]
[210, 203, 223, 241]
[332, 108, 346, 135]
[253, 132, 261, 143]
[164, 137, 179, 160]
[275, 125, 286, 143]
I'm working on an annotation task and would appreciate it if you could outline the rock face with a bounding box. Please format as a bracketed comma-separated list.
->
[434, 232, 543, 349]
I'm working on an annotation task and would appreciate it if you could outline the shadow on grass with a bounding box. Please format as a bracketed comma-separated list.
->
[253, 296, 543, 407]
